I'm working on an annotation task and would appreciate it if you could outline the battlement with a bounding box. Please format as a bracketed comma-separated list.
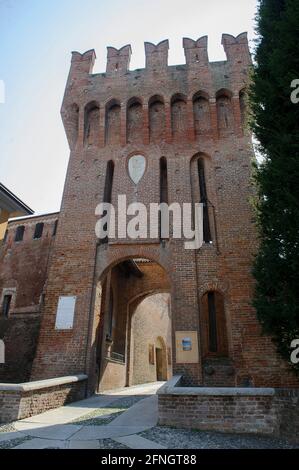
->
[183, 36, 209, 66]
[61, 32, 252, 150]
[106, 44, 131, 74]
[68, 33, 251, 78]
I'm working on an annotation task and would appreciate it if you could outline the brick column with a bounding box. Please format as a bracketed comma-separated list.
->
[120, 103, 127, 146]
[209, 99, 218, 140]
[186, 99, 195, 141]
[143, 104, 150, 145]
[232, 94, 243, 137]
[99, 106, 106, 147]
[168, 157, 202, 386]
[165, 101, 172, 143]
[77, 107, 85, 150]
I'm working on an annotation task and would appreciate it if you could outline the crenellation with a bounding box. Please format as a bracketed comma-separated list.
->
[61, 37, 253, 150]
[66, 33, 251, 84]
[69, 49, 96, 78]
[106, 44, 132, 75]
[144, 39, 169, 70]
[183, 36, 209, 66]
[61, 34, 252, 150]
[221, 32, 251, 66]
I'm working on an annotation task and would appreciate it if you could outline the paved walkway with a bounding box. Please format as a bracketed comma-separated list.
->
[0, 381, 297, 449]
[0, 382, 166, 449]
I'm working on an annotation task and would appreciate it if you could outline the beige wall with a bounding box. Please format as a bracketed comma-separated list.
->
[0, 209, 9, 240]
[98, 360, 126, 392]
[131, 293, 172, 385]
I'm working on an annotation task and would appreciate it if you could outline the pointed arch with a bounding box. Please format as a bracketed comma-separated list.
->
[216, 89, 234, 136]
[127, 97, 143, 144]
[105, 99, 121, 145]
[149, 95, 165, 143]
[192, 91, 211, 136]
[171, 93, 187, 139]
[84, 101, 100, 146]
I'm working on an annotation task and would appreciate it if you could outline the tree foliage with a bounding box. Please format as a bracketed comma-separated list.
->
[250, 0, 299, 372]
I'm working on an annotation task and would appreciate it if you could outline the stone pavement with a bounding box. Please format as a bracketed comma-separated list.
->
[0, 382, 165, 449]
[0, 381, 297, 449]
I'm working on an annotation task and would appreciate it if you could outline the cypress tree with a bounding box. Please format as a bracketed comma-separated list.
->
[250, 0, 299, 372]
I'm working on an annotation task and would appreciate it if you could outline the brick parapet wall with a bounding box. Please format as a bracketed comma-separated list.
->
[158, 376, 299, 441]
[0, 375, 87, 423]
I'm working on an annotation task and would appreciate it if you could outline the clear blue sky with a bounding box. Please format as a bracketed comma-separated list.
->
[0, 0, 258, 214]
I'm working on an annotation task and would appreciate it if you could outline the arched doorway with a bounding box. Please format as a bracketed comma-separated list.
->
[91, 257, 172, 392]
[129, 294, 171, 386]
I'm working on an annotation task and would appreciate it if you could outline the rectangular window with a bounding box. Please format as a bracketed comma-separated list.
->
[55, 296, 76, 330]
[33, 222, 44, 239]
[208, 292, 218, 352]
[198, 160, 212, 243]
[159, 157, 168, 241]
[15, 226, 25, 242]
[101, 160, 114, 245]
[52, 220, 58, 237]
[2, 294, 12, 317]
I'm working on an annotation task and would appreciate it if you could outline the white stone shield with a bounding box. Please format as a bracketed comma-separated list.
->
[128, 154, 146, 185]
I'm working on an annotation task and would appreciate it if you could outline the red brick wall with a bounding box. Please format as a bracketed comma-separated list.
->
[0, 214, 58, 382]
[0, 380, 86, 423]
[158, 378, 299, 441]
[158, 394, 278, 435]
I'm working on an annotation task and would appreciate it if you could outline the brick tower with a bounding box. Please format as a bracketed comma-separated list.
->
[30, 33, 299, 392]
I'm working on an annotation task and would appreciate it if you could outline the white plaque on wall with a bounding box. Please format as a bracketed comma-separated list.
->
[55, 296, 76, 330]
[128, 154, 146, 185]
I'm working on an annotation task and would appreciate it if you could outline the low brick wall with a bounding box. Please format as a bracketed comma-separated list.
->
[274, 388, 299, 442]
[158, 376, 299, 440]
[0, 374, 87, 423]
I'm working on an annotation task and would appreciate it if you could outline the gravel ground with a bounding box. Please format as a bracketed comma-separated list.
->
[97, 439, 129, 449]
[109, 395, 146, 409]
[0, 423, 16, 433]
[0, 436, 33, 449]
[70, 395, 146, 426]
[140, 426, 299, 449]
[0, 422, 33, 449]
[71, 408, 125, 426]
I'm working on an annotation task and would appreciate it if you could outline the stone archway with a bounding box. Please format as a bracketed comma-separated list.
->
[88, 256, 171, 392]
[127, 293, 171, 386]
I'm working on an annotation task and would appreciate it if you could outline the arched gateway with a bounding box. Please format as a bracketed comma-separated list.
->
[90, 256, 172, 392]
